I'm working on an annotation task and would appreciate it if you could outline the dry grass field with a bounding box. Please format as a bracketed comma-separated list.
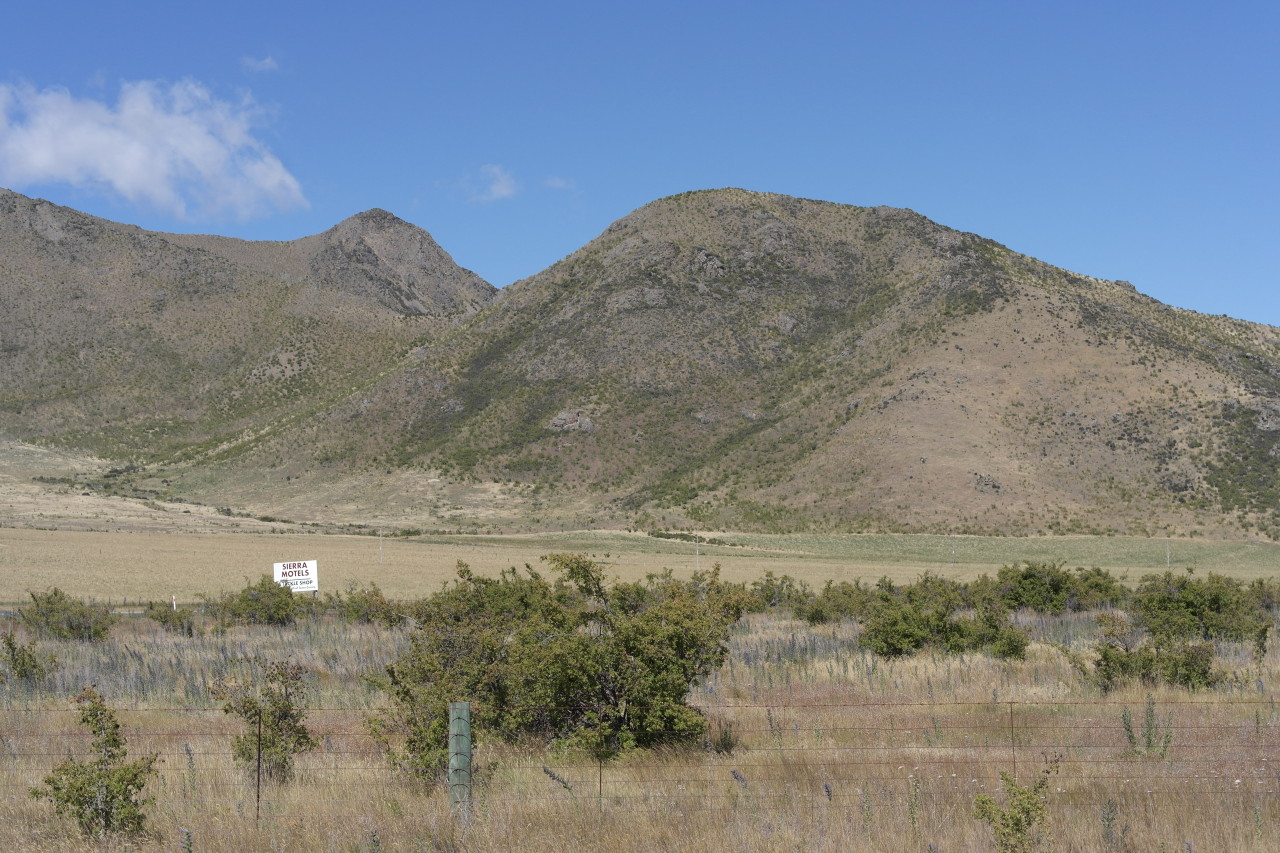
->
[4, 523, 1280, 608]
[1, 611, 1277, 852]
[6, 434, 1280, 607]
[3, 447, 1279, 851]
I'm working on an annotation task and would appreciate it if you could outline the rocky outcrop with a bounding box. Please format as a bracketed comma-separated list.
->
[550, 411, 596, 432]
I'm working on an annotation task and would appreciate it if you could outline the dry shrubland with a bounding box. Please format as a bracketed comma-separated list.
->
[2, 566, 1278, 853]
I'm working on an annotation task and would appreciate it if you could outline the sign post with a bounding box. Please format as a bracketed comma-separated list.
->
[273, 560, 319, 593]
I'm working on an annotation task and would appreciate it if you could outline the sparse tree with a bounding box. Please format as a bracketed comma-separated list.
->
[30, 687, 158, 837]
[212, 658, 316, 781]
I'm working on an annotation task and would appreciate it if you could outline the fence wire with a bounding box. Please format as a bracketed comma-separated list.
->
[3, 698, 1277, 813]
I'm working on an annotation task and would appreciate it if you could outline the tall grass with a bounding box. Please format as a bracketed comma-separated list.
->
[1, 618, 401, 710]
[2, 608, 1278, 851]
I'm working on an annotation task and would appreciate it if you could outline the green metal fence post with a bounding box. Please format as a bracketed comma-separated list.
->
[448, 701, 472, 819]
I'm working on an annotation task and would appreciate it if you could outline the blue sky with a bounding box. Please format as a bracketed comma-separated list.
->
[2, 1, 1276, 325]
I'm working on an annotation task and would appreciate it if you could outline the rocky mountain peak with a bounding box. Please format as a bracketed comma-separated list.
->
[304, 209, 496, 317]
[330, 208, 408, 232]
[7, 186, 1280, 538]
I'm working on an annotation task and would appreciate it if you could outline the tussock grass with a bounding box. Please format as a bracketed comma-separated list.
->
[0, 619, 400, 710]
[2, 601, 1278, 850]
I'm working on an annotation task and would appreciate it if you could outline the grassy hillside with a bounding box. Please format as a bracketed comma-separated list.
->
[6, 187, 1280, 539]
[0, 189, 495, 460]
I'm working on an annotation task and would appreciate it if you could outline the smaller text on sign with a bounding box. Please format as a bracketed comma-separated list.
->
[273, 560, 319, 593]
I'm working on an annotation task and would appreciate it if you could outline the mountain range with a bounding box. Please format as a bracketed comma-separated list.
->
[3, 186, 1279, 538]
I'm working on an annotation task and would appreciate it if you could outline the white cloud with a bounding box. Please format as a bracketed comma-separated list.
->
[473, 163, 517, 201]
[241, 56, 279, 73]
[0, 79, 306, 220]
[544, 175, 575, 190]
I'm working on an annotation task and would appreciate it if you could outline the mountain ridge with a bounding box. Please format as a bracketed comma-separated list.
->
[0, 187, 496, 457]
[4, 186, 1280, 539]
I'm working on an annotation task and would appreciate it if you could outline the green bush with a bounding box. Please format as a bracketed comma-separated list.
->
[907, 571, 969, 614]
[20, 588, 115, 642]
[971, 561, 1127, 614]
[1246, 577, 1280, 611]
[1130, 570, 1269, 643]
[857, 576, 1028, 660]
[324, 580, 404, 627]
[1, 630, 55, 683]
[203, 575, 305, 626]
[211, 658, 316, 782]
[859, 597, 939, 657]
[973, 764, 1056, 852]
[1069, 566, 1132, 611]
[29, 687, 158, 837]
[797, 579, 876, 625]
[976, 608, 1032, 660]
[802, 573, 958, 626]
[144, 601, 198, 636]
[1092, 640, 1218, 692]
[369, 555, 741, 778]
[745, 571, 812, 611]
[1088, 612, 1219, 692]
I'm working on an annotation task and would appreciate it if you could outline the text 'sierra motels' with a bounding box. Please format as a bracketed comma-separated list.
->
[273, 560, 318, 592]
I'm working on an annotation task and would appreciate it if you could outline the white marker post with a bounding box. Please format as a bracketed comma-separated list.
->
[273, 560, 319, 593]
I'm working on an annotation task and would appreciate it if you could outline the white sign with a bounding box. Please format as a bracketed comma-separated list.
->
[273, 559, 319, 593]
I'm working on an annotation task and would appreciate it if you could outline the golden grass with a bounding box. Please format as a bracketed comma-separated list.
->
[5, 526, 1280, 606]
[2, 525, 1278, 851]
[4, 712, 1276, 853]
[2, 607, 1278, 852]
[0, 527, 988, 605]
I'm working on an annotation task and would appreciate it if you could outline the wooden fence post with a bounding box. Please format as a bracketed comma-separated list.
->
[255, 707, 263, 823]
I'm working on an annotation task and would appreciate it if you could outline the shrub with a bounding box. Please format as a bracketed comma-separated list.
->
[20, 588, 115, 642]
[745, 571, 812, 611]
[859, 598, 939, 657]
[1069, 566, 1132, 611]
[907, 571, 968, 614]
[203, 575, 304, 626]
[857, 576, 1028, 660]
[1088, 613, 1218, 692]
[797, 579, 876, 624]
[145, 601, 198, 636]
[1246, 577, 1280, 611]
[983, 558, 1126, 612]
[973, 764, 1056, 853]
[976, 608, 1032, 660]
[1, 630, 55, 683]
[1130, 570, 1269, 643]
[211, 658, 316, 782]
[325, 580, 404, 627]
[29, 687, 158, 837]
[995, 561, 1078, 612]
[370, 555, 740, 778]
[1093, 641, 1218, 691]
[972, 561, 1128, 614]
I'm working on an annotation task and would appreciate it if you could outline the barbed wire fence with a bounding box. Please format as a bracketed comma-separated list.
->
[3, 698, 1277, 822]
